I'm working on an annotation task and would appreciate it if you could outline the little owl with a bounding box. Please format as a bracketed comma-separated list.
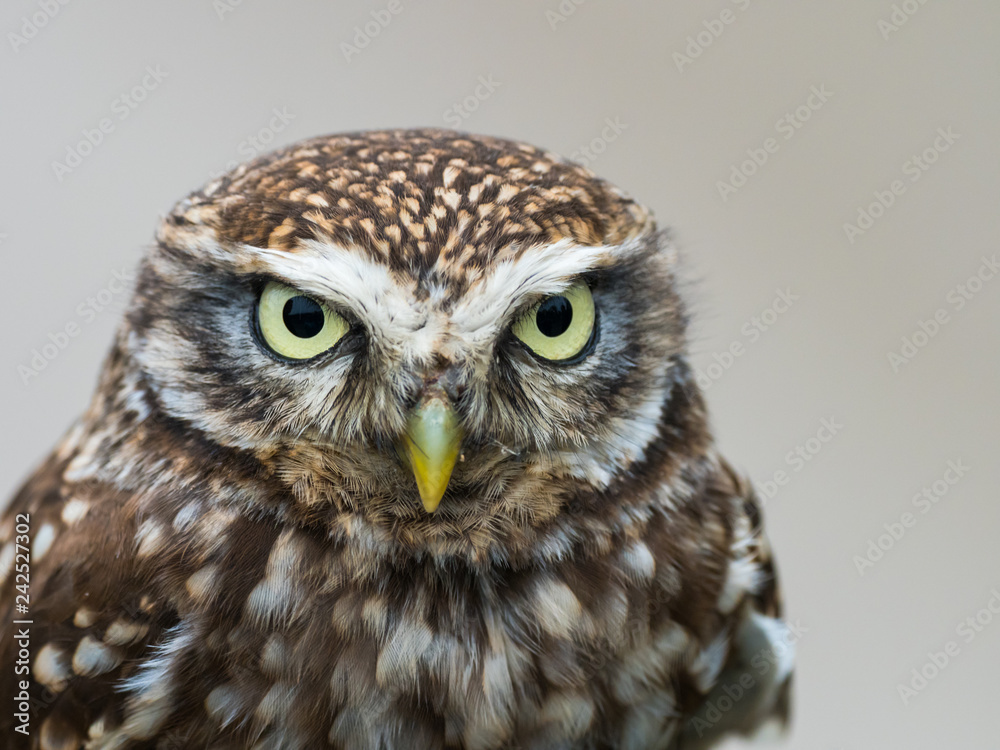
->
[0, 129, 792, 749]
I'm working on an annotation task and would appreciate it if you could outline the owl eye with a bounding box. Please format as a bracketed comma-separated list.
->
[512, 280, 597, 362]
[256, 281, 348, 361]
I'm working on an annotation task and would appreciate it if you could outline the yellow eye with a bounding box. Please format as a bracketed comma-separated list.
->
[257, 281, 348, 361]
[512, 280, 596, 362]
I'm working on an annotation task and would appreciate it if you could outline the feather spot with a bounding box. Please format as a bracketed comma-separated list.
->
[185, 565, 218, 603]
[60, 498, 89, 525]
[87, 714, 108, 740]
[115, 623, 194, 741]
[72, 635, 123, 676]
[172, 502, 201, 531]
[120, 682, 173, 740]
[104, 618, 149, 647]
[246, 532, 307, 625]
[260, 635, 290, 677]
[73, 608, 99, 629]
[539, 691, 595, 740]
[0, 542, 14, 583]
[135, 519, 166, 558]
[533, 577, 583, 639]
[622, 540, 656, 582]
[205, 683, 243, 728]
[613, 622, 691, 704]
[688, 631, 730, 693]
[376, 618, 434, 689]
[361, 595, 390, 638]
[32, 523, 56, 560]
[256, 683, 295, 725]
[717, 554, 762, 616]
[34, 644, 71, 692]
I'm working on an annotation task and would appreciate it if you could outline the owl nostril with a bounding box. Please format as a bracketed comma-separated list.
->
[438, 378, 466, 403]
[417, 361, 467, 404]
[440, 371, 466, 402]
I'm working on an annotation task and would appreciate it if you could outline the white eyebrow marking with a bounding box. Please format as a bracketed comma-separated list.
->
[253, 240, 423, 341]
[214, 234, 651, 363]
[448, 238, 638, 343]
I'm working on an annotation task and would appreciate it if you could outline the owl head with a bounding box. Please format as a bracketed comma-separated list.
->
[123, 129, 705, 558]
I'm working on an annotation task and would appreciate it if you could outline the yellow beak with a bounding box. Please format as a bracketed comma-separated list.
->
[401, 392, 462, 513]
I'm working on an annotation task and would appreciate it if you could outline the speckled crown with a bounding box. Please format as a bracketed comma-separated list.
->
[159, 129, 655, 275]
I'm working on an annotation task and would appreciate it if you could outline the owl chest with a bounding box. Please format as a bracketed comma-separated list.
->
[204, 557, 689, 749]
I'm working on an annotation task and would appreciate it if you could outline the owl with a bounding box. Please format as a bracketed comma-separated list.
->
[0, 129, 791, 750]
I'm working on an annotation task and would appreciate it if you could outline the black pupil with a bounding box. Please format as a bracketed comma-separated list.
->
[536, 296, 573, 338]
[282, 296, 325, 339]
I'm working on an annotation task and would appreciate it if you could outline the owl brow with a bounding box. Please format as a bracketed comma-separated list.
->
[507, 270, 604, 316]
[243, 272, 369, 324]
[251, 241, 425, 336]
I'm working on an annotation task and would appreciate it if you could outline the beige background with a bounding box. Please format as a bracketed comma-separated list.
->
[2, 1, 998, 747]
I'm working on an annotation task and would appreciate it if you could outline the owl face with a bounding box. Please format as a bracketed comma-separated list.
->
[127, 130, 690, 538]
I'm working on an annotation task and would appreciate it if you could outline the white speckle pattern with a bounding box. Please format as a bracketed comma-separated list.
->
[108, 624, 194, 744]
[60, 498, 90, 525]
[689, 631, 730, 693]
[104, 618, 149, 646]
[0, 542, 14, 583]
[205, 683, 243, 728]
[539, 691, 595, 740]
[34, 644, 71, 692]
[185, 565, 218, 603]
[0, 130, 793, 745]
[622, 540, 656, 582]
[376, 618, 434, 688]
[260, 635, 290, 678]
[256, 683, 295, 724]
[172, 502, 201, 531]
[534, 577, 583, 639]
[135, 519, 165, 558]
[33, 523, 56, 560]
[87, 715, 107, 740]
[717, 521, 762, 616]
[73, 608, 99, 628]
[120, 682, 173, 740]
[72, 635, 122, 676]
[246, 532, 306, 625]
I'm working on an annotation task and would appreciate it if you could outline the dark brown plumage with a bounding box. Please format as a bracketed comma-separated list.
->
[0, 129, 791, 749]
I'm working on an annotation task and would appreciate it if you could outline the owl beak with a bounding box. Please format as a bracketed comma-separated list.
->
[401, 390, 462, 513]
